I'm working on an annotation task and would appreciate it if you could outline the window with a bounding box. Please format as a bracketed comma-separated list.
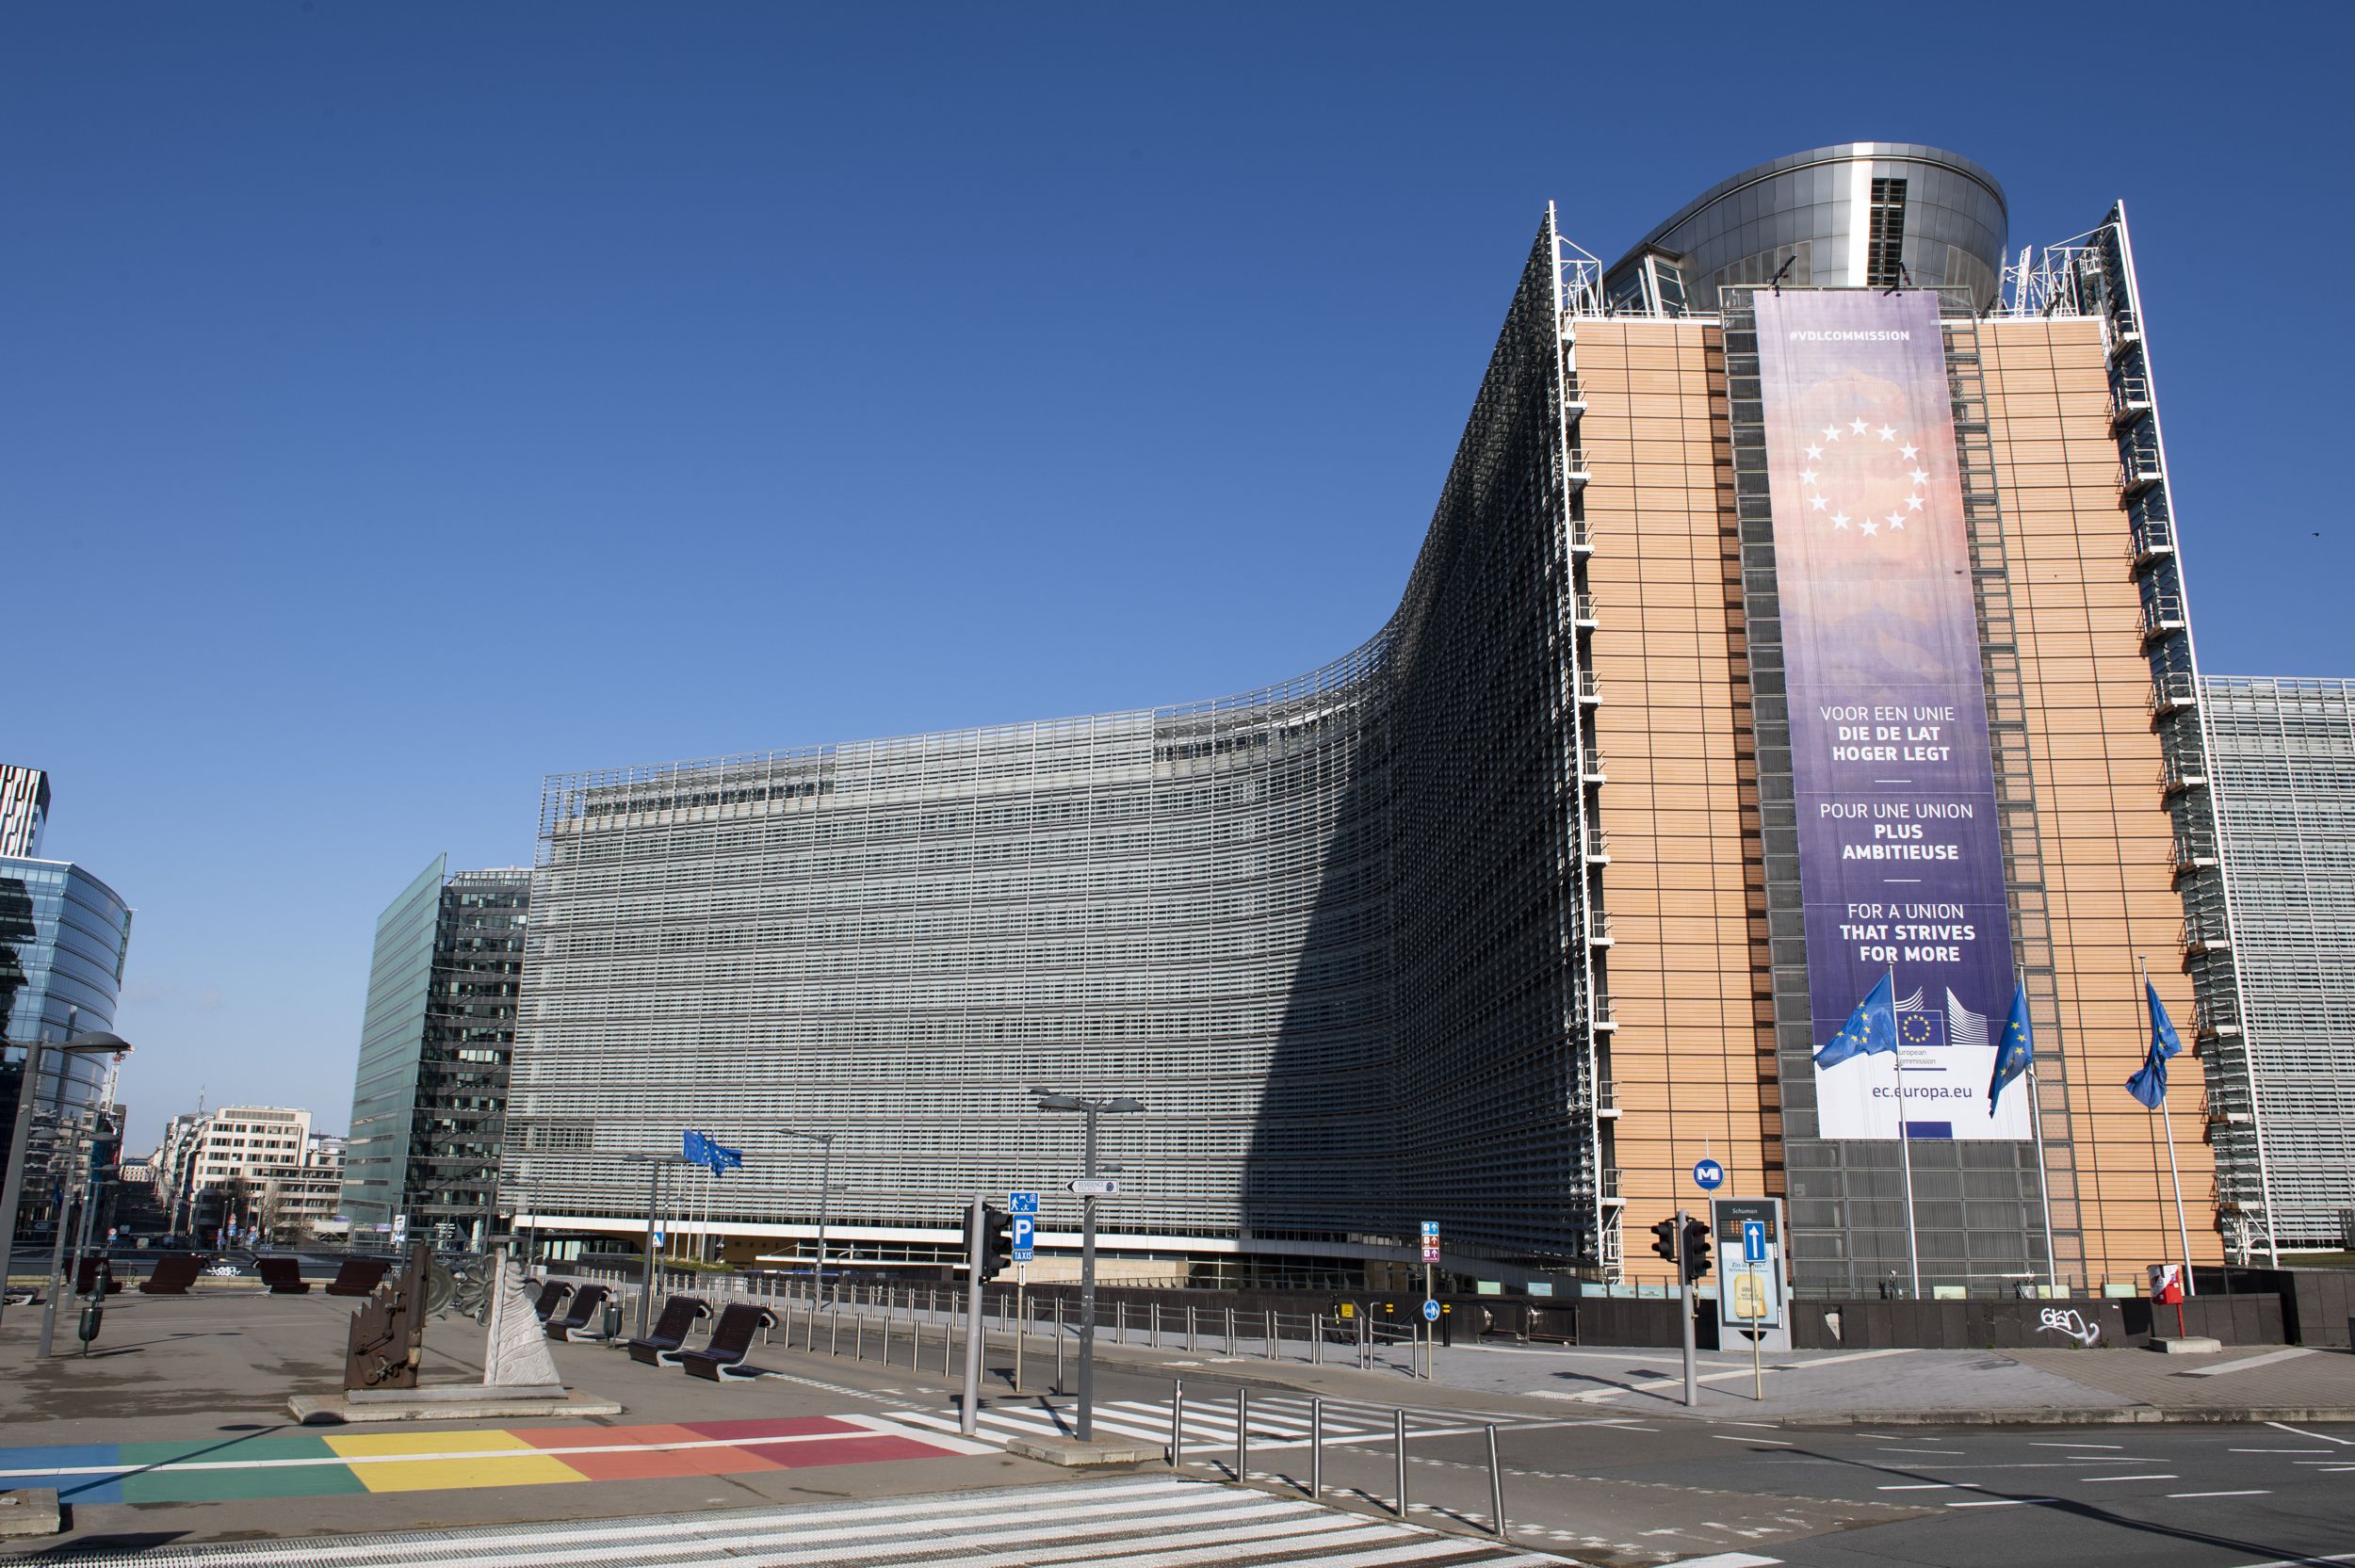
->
[1866, 178, 1908, 287]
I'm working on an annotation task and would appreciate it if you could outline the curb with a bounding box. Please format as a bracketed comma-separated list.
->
[1783, 1406, 2355, 1428]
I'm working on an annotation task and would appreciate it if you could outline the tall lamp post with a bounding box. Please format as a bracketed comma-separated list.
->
[621, 1152, 687, 1339]
[1031, 1090, 1141, 1443]
[1, 1028, 132, 1335]
[780, 1129, 836, 1287]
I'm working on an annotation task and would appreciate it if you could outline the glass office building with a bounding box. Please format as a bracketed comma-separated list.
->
[1, 854, 133, 1235]
[342, 857, 529, 1246]
[2195, 677, 2355, 1252]
[508, 144, 2234, 1290]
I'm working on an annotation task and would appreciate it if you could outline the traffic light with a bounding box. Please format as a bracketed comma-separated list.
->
[1648, 1217, 1680, 1266]
[977, 1204, 1014, 1282]
[1681, 1218, 1713, 1284]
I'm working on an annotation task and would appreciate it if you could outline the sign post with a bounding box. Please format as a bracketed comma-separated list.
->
[1712, 1197, 1790, 1385]
[1009, 1191, 1036, 1392]
[1419, 1221, 1439, 1380]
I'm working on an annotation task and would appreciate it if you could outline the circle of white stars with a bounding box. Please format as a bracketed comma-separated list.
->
[1798, 417, 1928, 540]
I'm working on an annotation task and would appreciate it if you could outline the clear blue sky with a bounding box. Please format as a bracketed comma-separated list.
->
[7, 5, 2341, 1150]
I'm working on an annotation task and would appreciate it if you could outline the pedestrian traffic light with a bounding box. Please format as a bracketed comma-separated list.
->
[1681, 1218, 1713, 1284]
[1648, 1217, 1680, 1265]
[977, 1204, 1014, 1282]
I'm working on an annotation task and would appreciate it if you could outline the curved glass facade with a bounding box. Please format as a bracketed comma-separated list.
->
[1607, 142, 2007, 314]
[1, 856, 133, 1232]
[506, 219, 1606, 1276]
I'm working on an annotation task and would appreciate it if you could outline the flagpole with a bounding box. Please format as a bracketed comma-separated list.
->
[2021, 967, 2058, 1293]
[1892, 962, 1920, 1299]
[2141, 957, 2198, 1299]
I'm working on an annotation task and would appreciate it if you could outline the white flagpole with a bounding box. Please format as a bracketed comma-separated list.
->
[2141, 958, 2198, 1299]
[1892, 963, 1920, 1298]
[2021, 968, 2058, 1294]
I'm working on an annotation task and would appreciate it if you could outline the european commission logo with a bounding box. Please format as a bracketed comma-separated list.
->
[1797, 416, 1929, 542]
[1894, 986, 1990, 1051]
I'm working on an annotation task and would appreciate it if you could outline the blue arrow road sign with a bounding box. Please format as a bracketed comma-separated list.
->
[1693, 1159, 1725, 1191]
[1421, 1299, 1440, 1322]
[1011, 1214, 1035, 1262]
[1743, 1220, 1766, 1263]
[1009, 1190, 1038, 1216]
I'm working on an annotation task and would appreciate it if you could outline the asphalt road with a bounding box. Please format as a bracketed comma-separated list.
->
[1050, 1357, 2355, 1567]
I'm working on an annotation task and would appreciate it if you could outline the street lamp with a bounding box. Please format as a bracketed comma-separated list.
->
[620, 1152, 688, 1338]
[780, 1129, 836, 1289]
[1031, 1089, 1142, 1443]
[0, 1028, 131, 1336]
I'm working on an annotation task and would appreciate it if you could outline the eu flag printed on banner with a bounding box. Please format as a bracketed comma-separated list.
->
[1814, 973, 1898, 1069]
[1989, 983, 2033, 1116]
[2125, 979, 2184, 1109]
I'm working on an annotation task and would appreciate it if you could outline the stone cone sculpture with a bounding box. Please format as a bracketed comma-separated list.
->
[480, 1247, 564, 1390]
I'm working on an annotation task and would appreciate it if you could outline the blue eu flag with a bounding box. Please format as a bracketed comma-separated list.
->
[1989, 983, 2033, 1116]
[683, 1129, 711, 1167]
[1815, 974, 1898, 1069]
[709, 1140, 743, 1173]
[2125, 979, 2184, 1109]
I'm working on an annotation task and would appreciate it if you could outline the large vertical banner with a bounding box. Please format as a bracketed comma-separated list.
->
[1756, 290, 2024, 1140]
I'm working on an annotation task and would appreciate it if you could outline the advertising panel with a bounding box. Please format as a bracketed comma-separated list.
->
[1755, 290, 2023, 1140]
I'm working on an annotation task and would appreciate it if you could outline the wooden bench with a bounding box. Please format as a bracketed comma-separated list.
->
[530, 1279, 575, 1322]
[544, 1284, 611, 1342]
[323, 1257, 391, 1298]
[626, 1295, 713, 1366]
[139, 1255, 202, 1295]
[256, 1257, 312, 1295]
[678, 1302, 778, 1382]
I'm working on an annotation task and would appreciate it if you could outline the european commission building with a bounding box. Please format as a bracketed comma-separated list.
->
[504, 144, 2247, 1291]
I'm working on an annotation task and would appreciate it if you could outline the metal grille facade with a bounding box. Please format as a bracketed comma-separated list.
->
[503, 218, 1600, 1275]
[2200, 675, 2355, 1247]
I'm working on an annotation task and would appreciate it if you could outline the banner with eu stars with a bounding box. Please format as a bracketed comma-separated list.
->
[1755, 290, 2024, 1140]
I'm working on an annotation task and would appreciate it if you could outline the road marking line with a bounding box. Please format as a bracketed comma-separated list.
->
[2168, 1490, 2269, 1497]
[1947, 1498, 2057, 1508]
[2266, 1421, 2355, 1447]
[1711, 1435, 1793, 1446]
[1666, 1555, 1781, 1568]
[2081, 1474, 2178, 1482]
[2031, 1441, 2120, 1448]
[1877, 1483, 1966, 1491]
[2231, 1447, 2330, 1454]
[1877, 1447, 1965, 1456]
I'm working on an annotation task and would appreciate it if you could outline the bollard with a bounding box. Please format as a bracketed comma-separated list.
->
[1309, 1396, 1323, 1498]
[944, 1295, 956, 1375]
[1236, 1386, 1249, 1481]
[1188, 1303, 1198, 1353]
[830, 1307, 840, 1357]
[1226, 1305, 1236, 1353]
[1266, 1309, 1276, 1361]
[1486, 1423, 1507, 1540]
[1117, 1299, 1127, 1342]
[1313, 1314, 1324, 1366]
[855, 1313, 866, 1362]
[883, 1311, 893, 1366]
[1393, 1408, 1407, 1517]
[1170, 1378, 1184, 1466]
[1151, 1301, 1161, 1350]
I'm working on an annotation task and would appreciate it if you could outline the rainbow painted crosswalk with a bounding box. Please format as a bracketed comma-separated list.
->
[0, 1415, 978, 1504]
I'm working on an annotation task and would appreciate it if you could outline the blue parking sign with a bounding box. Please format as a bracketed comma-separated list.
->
[1011, 1214, 1035, 1262]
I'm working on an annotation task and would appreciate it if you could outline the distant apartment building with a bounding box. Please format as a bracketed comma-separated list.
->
[158, 1106, 340, 1240]
[342, 857, 529, 1246]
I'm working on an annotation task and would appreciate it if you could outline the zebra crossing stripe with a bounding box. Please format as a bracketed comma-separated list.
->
[41, 1476, 1573, 1566]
